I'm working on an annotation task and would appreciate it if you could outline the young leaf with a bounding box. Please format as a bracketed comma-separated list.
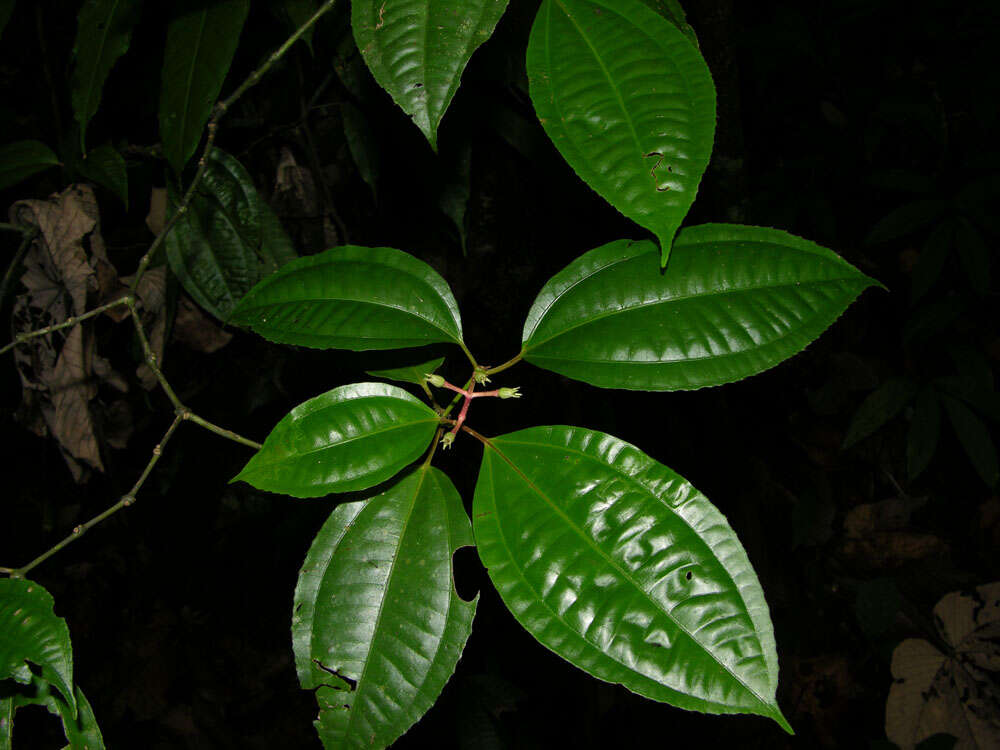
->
[159, 0, 249, 174]
[79, 145, 128, 208]
[0, 141, 60, 190]
[0, 579, 76, 718]
[843, 378, 919, 448]
[521, 225, 880, 391]
[351, 0, 511, 150]
[293, 466, 477, 748]
[71, 0, 141, 152]
[908, 388, 941, 480]
[526, 0, 716, 266]
[367, 356, 446, 385]
[233, 382, 439, 497]
[164, 148, 296, 321]
[231, 245, 465, 351]
[473, 425, 791, 731]
[942, 395, 999, 487]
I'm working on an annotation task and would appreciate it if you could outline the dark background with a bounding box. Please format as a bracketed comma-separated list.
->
[1, 0, 998, 747]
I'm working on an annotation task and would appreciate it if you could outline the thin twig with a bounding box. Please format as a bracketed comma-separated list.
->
[7, 415, 184, 578]
[484, 353, 522, 376]
[0, 223, 35, 235]
[125, 297, 184, 410]
[0, 298, 131, 356]
[130, 0, 341, 289]
[185, 411, 262, 450]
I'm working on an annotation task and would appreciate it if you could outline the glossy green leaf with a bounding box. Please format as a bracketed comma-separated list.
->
[165, 148, 296, 321]
[341, 102, 379, 199]
[71, 0, 141, 152]
[293, 466, 477, 748]
[0, 141, 59, 190]
[522, 225, 880, 391]
[843, 378, 919, 448]
[234, 382, 439, 497]
[942, 395, 999, 487]
[0, 579, 75, 717]
[366, 356, 445, 385]
[51, 687, 105, 750]
[159, 0, 249, 174]
[352, 0, 510, 150]
[80, 145, 128, 208]
[908, 388, 941, 480]
[473, 425, 791, 730]
[231, 245, 465, 351]
[527, 0, 715, 266]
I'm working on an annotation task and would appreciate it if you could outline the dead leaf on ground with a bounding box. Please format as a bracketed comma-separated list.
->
[838, 496, 946, 571]
[886, 581, 1000, 749]
[10, 185, 128, 480]
[173, 294, 231, 353]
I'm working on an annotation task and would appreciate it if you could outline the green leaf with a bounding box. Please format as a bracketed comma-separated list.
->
[352, 0, 511, 150]
[0, 696, 11, 750]
[165, 147, 296, 321]
[50, 687, 104, 750]
[908, 387, 941, 480]
[636, 0, 699, 48]
[234, 382, 439, 497]
[863, 199, 948, 246]
[935, 376, 1000, 423]
[367, 356, 445, 386]
[284, 0, 320, 53]
[231, 245, 465, 351]
[293, 466, 477, 748]
[79, 145, 128, 208]
[0, 579, 76, 718]
[341, 102, 379, 199]
[942, 395, 999, 487]
[526, 0, 716, 266]
[0, 141, 60, 190]
[159, 0, 249, 174]
[843, 378, 919, 448]
[71, 0, 141, 152]
[473, 425, 791, 731]
[521, 225, 880, 391]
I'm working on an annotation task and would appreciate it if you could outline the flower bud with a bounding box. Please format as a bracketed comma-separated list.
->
[425, 373, 445, 387]
[440, 432, 456, 449]
[473, 368, 491, 385]
[498, 386, 521, 399]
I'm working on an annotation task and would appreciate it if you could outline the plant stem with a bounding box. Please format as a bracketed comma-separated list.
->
[0, 223, 34, 235]
[8, 415, 184, 578]
[484, 353, 523, 376]
[131, 0, 340, 290]
[458, 342, 479, 370]
[185, 411, 262, 450]
[0, 297, 131, 356]
[125, 297, 184, 410]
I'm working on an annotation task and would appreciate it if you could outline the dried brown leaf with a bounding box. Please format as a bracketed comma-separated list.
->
[887, 582, 1000, 749]
[173, 294, 231, 353]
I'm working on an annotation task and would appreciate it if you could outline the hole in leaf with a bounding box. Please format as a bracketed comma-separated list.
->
[452, 545, 481, 603]
[685, 571, 693, 581]
[313, 660, 357, 692]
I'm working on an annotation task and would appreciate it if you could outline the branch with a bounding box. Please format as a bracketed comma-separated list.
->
[0, 298, 131, 356]
[6, 415, 184, 578]
[130, 0, 341, 289]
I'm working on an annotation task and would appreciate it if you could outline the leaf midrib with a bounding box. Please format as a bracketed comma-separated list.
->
[483, 436, 775, 713]
[524, 269, 866, 353]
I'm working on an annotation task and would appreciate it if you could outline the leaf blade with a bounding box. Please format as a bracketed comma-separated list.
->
[352, 0, 511, 149]
[367, 356, 445, 385]
[231, 245, 464, 351]
[527, 0, 716, 265]
[79, 145, 128, 208]
[0, 579, 76, 717]
[234, 382, 439, 497]
[0, 141, 60, 190]
[159, 0, 249, 174]
[522, 225, 880, 391]
[293, 466, 477, 748]
[473, 425, 789, 730]
[71, 0, 141, 152]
